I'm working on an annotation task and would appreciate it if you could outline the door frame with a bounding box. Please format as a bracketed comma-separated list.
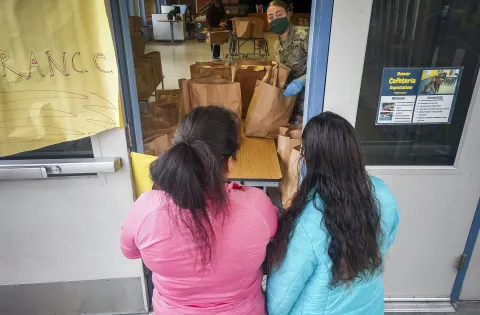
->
[451, 199, 480, 303]
[110, 0, 144, 153]
[303, 0, 334, 122]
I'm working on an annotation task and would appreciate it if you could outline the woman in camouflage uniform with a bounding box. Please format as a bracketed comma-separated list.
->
[267, 0, 309, 115]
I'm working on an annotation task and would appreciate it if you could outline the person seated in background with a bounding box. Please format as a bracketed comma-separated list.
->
[266, 112, 400, 315]
[120, 106, 278, 315]
[167, 5, 181, 21]
[184, 8, 195, 38]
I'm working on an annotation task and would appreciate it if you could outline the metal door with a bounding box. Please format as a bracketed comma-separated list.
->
[317, 0, 480, 306]
[0, 1, 147, 314]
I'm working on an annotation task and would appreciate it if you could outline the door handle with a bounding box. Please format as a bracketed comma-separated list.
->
[0, 167, 48, 180]
[0, 157, 122, 181]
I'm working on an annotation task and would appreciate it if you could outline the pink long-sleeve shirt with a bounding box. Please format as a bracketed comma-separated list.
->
[120, 182, 278, 315]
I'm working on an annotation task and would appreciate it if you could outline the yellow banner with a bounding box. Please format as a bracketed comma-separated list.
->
[0, 0, 120, 157]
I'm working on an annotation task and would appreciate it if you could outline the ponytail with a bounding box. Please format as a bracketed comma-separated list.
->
[150, 106, 240, 267]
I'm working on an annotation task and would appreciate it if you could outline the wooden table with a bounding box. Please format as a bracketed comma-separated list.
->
[229, 128, 282, 190]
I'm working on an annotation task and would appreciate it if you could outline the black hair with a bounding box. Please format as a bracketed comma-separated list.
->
[267, 112, 382, 287]
[150, 106, 240, 267]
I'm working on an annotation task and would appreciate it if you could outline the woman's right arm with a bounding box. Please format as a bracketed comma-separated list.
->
[266, 221, 318, 315]
[251, 188, 278, 238]
[120, 193, 155, 259]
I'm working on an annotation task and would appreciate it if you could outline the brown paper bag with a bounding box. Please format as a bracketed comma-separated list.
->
[155, 89, 179, 106]
[134, 58, 156, 97]
[250, 18, 264, 38]
[277, 134, 302, 177]
[134, 67, 153, 100]
[143, 131, 175, 157]
[233, 18, 251, 38]
[206, 30, 230, 44]
[188, 81, 242, 119]
[144, 51, 163, 87]
[277, 63, 291, 89]
[245, 80, 297, 138]
[190, 62, 232, 81]
[142, 126, 177, 141]
[279, 124, 303, 136]
[156, 102, 179, 123]
[279, 145, 301, 208]
[233, 61, 290, 117]
[234, 66, 269, 117]
[178, 79, 191, 118]
[141, 113, 174, 130]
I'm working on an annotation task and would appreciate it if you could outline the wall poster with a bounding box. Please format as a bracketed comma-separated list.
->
[0, 0, 120, 157]
[376, 67, 462, 125]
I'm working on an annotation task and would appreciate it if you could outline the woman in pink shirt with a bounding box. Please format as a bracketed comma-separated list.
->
[120, 106, 278, 315]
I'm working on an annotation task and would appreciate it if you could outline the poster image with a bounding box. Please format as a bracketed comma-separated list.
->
[379, 111, 393, 122]
[376, 67, 462, 125]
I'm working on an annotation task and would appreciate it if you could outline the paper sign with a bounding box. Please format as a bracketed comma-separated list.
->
[376, 67, 462, 125]
[0, 0, 120, 157]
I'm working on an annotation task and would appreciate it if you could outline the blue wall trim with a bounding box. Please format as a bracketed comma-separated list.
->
[451, 199, 480, 303]
[303, 0, 334, 123]
[110, 0, 144, 153]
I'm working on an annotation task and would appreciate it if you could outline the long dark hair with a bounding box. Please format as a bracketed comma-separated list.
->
[150, 106, 240, 267]
[268, 112, 382, 287]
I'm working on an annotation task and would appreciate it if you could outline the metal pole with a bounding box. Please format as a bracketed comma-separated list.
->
[133, 0, 140, 16]
[155, 0, 161, 14]
[127, 0, 133, 16]
[139, 0, 147, 25]
[108, 0, 144, 153]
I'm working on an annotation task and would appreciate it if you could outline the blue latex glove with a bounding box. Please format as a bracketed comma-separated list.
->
[284, 78, 306, 97]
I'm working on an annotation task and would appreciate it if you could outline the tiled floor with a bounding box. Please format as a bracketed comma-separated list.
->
[144, 33, 277, 90]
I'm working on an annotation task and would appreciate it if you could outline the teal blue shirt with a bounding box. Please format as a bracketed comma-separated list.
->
[267, 177, 400, 315]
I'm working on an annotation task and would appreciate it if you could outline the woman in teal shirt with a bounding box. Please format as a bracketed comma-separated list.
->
[266, 112, 400, 315]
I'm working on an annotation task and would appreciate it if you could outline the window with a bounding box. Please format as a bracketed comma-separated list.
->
[356, 0, 480, 165]
[0, 138, 93, 161]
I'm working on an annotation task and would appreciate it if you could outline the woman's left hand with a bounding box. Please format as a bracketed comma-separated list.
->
[284, 77, 306, 96]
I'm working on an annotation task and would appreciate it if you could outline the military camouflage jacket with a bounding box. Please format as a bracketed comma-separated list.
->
[274, 23, 309, 83]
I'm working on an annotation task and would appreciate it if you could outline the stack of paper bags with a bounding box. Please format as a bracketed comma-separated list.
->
[178, 77, 242, 121]
[131, 34, 163, 100]
[244, 63, 296, 138]
[277, 125, 302, 208]
[140, 89, 179, 156]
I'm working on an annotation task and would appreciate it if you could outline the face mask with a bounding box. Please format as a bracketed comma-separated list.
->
[269, 17, 289, 35]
